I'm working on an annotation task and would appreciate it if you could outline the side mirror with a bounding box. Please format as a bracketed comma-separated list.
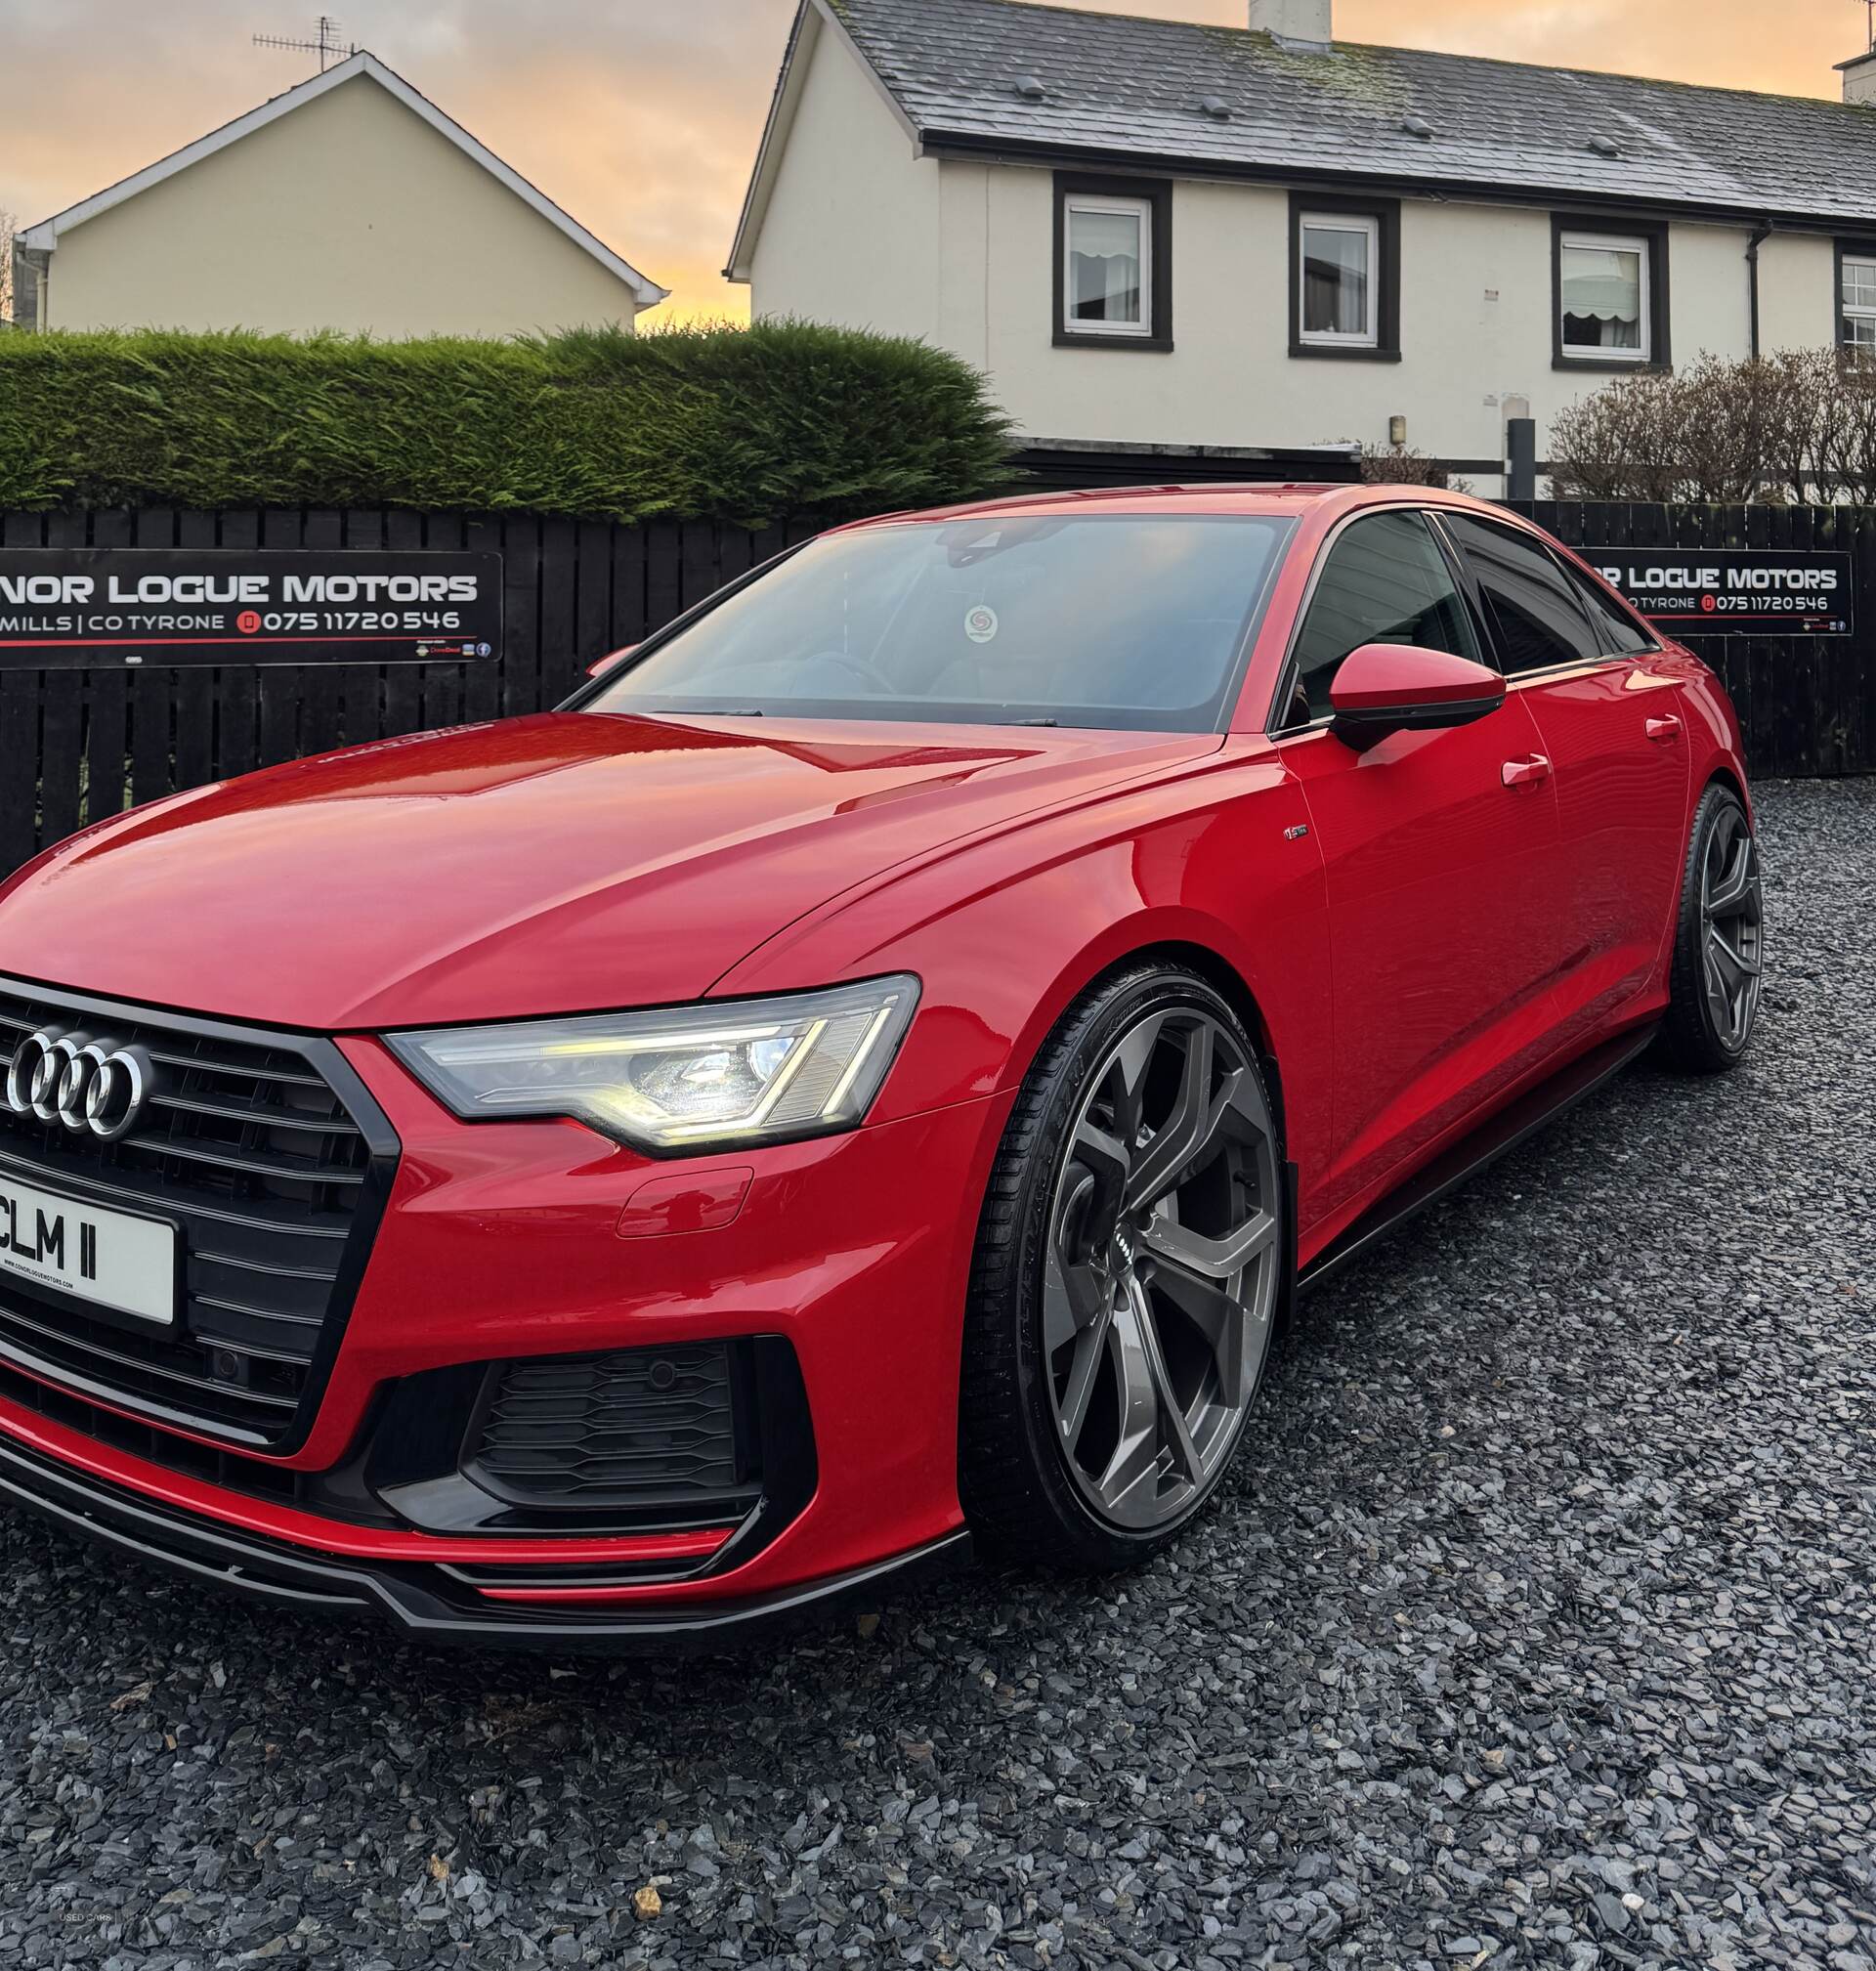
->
[586, 644, 637, 681]
[1328, 643, 1506, 754]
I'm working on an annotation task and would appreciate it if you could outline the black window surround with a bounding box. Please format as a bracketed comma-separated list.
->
[1436, 510, 1610, 678]
[1053, 172, 1174, 353]
[1560, 558, 1659, 657]
[1288, 192, 1401, 363]
[1552, 211, 1672, 373]
[1835, 236, 1876, 359]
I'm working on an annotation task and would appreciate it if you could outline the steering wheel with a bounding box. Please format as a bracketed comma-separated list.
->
[803, 650, 898, 695]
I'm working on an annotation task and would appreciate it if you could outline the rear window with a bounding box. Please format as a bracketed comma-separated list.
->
[1560, 560, 1658, 656]
[586, 514, 1294, 733]
[1442, 513, 1604, 676]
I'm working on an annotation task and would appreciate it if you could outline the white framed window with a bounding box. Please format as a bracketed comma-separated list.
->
[1559, 231, 1650, 361]
[1842, 253, 1876, 360]
[1063, 194, 1152, 338]
[1298, 213, 1379, 347]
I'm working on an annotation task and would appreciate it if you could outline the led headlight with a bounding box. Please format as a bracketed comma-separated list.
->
[385, 976, 920, 1154]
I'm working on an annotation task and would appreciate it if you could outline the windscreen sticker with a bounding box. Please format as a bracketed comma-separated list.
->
[964, 604, 1000, 644]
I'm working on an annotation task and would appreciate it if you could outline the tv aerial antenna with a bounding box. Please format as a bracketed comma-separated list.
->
[252, 16, 359, 72]
[1859, 0, 1876, 54]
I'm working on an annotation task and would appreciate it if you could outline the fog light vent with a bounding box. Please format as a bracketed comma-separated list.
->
[468, 1341, 755, 1514]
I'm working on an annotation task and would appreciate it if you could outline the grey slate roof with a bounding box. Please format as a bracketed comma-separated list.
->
[826, 0, 1876, 228]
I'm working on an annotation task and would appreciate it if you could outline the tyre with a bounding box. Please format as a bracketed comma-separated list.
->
[1658, 781, 1765, 1075]
[958, 964, 1285, 1570]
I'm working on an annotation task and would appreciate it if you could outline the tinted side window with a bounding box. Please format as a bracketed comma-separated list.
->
[1282, 510, 1481, 727]
[1560, 561, 1656, 656]
[1443, 514, 1603, 676]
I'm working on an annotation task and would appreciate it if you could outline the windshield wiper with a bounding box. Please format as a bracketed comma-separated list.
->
[650, 707, 764, 716]
[1010, 716, 1059, 727]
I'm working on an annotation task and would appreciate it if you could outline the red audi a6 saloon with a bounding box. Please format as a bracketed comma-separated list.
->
[0, 485, 1762, 1647]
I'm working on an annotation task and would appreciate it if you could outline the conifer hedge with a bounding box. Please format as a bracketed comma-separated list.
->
[0, 320, 1019, 524]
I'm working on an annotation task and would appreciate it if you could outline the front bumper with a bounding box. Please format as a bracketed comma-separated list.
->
[0, 1024, 1012, 1643]
[0, 1417, 971, 1650]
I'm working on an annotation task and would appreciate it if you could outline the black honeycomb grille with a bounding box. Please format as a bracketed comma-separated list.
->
[0, 978, 392, 1449]
[468, 1343, 762, 1517]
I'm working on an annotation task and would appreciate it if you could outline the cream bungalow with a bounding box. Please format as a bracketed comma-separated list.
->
[13, 52, 666, 340]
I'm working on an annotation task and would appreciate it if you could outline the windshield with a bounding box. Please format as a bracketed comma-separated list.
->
[585, 514, 1294, 732]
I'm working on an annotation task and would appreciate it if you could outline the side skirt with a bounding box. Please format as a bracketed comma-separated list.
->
[1297, 1021, 1659, 1295]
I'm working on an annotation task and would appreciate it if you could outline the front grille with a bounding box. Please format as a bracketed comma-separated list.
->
[468, 1342, 762, 1517]
[0, 978, 394, 1449]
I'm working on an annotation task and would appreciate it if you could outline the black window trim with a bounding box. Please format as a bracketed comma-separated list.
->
[1551, 547, 1665, 660]
[1552, 210, 1672, 373]
[1288, 191, 1401, 364]
[1835, 235, 1876, 358]
[1053, 171, 1174, 353]
[1465, 511, 1664, 666]
[1431, 509, 1643, 683]
[1264, 500, 1486, 736]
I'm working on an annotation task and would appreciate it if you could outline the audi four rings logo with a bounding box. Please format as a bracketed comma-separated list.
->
[5, 1030, 151, 1141]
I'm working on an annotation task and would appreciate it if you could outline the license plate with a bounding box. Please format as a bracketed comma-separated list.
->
[0, 1173, 177, 1326]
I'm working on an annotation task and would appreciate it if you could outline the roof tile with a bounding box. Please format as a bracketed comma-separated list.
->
[831, 0, 1876, 225]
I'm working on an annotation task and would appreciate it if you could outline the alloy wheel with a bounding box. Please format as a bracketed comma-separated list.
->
[1700, 804, 1764, 1052]
[1042, 1005, 1281, 1531]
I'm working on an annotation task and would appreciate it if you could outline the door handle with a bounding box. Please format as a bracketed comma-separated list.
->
[1646, 715, 1682, 744]
[1501, 754, 1552, 790]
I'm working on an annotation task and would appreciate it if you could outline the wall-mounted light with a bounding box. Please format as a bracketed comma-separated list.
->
[1388, 414, 1408, 447]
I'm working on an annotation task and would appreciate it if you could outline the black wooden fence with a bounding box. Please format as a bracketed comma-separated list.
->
[1503, 498, 1875, 785]
[0, 507, 822, 880]
[1, 498, 1871, 880]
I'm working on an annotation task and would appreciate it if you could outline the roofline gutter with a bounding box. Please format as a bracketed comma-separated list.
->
[916, 128, 1873, 240]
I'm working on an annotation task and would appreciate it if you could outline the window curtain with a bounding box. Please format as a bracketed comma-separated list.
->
[1070, 211, 1142, 323]
[1301, 228, 1369, 335]
[1561, 247, 1642, 350]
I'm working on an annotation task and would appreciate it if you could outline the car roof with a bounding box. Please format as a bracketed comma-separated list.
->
[835, 482, 1510, 531]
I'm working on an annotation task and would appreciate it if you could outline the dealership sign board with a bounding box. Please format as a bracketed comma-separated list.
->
[1584, 546, 1853, 635]
[0, 549, 502, 668]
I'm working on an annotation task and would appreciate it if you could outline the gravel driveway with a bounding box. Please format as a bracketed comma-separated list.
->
[2, 775, 1872, 1971]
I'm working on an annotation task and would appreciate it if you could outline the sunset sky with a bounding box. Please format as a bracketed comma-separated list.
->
[3, 0, 1871, 323]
